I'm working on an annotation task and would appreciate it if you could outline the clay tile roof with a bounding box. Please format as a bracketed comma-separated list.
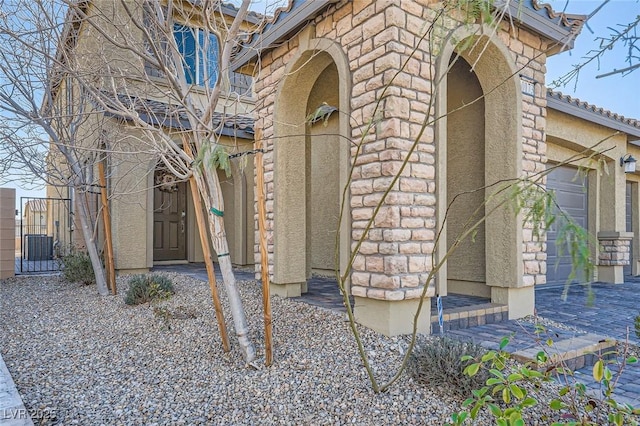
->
[97, 92, 254, 139]
[547, 89, 640, 139]
[530, 0, 586, 34]
[186, 0, 264, 24]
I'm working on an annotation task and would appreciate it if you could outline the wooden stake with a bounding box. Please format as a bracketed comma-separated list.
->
[98, 161, 116, 295]
[255, 129, 273, 366]
[183, 139, 231, 352]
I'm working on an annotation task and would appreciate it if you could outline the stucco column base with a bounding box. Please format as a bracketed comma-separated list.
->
[270, 282, 304, 298]
[0, 251, 14, 279]
[597, 266, 624, 284]
[0, 188, 15, 280]
[491, 286, 534, 320]
[354, 296, 431, 336]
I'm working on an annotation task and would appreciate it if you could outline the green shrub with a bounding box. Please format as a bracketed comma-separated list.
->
[410, 336, 489, 398]
[635, 313, 640, 340]
[448, 333, 640, 426]
[60, 250, 95, 285]
[124, 274, 174, 306]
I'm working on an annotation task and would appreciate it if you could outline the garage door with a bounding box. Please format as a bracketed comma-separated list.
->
[546, 166, 588, 285]
[625, 182, 632, 276]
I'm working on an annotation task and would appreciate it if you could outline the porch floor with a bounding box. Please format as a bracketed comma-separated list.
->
[151, 263, 489, 314]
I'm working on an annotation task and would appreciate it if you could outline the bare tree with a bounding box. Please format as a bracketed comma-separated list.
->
[0, 0, 266, 363]
[550, 0, 640, 87]
[59, 0, 266, 363]
[0, 0, 111, 295]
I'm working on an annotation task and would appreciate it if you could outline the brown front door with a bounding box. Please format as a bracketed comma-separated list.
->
[153, 179, 187, 261]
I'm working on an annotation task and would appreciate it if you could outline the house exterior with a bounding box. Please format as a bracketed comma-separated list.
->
[46, 0, 640, 336]
[22, 199, 47, 237]
[47, 0, 260, 272]
[228, 0, 640, 335]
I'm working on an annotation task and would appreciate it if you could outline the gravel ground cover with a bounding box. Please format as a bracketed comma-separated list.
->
[0, 273, 634, 425]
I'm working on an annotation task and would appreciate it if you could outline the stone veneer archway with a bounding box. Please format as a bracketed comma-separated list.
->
[271, 37, 351, 297]
[436, 26, 532, 318]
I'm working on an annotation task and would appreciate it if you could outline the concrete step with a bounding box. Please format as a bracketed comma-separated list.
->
[511, 333, 617, 372]
[430, 302, 509, 333]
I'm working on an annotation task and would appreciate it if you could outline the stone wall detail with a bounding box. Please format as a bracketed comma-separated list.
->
[598, 232, 632, 266]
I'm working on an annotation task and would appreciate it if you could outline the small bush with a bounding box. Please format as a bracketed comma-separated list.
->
[410, 336, 489, 398]
[636, 313, 640, 340]
[124, 274, 174, 306]
[60, 251, 95, 285]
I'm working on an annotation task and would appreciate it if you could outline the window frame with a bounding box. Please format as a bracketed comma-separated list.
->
[172, 23, 220, 89]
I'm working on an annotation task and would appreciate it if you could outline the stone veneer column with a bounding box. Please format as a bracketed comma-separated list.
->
[597, 232, 632, 283]
[505, 24, 548, 320]
[348, 3, 438, 335]
[0, 188, 16, 279]
[596, 155, 628, 284]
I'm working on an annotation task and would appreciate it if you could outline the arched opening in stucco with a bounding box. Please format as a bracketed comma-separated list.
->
[272, 45, 350, 297]
[306, 64, 341, 277]
[436, 31, 523, 300]
[446, 56, 486, 295]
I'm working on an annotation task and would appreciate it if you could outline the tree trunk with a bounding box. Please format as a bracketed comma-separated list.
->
[75, 189, 109, 296]
[193, 158, 256, 364]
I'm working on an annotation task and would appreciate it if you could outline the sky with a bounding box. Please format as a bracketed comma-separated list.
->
[546, 0, 640, 118]
[4, 0, 640, 213]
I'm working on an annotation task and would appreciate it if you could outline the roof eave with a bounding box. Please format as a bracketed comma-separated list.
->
[232, 0, 335, 71]
[219, 3, 262, 25]
[496, 0, 585, 51]
[102, 111, 254, 140]
[547, 94, 640, 142]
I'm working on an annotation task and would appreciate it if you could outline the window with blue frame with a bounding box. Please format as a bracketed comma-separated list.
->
[173, 24, 219, 88]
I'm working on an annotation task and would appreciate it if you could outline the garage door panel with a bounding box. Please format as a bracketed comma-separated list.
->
[546, 165, 588, 285]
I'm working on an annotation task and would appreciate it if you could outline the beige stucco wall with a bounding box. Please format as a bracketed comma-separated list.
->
[108, 123, 154, 273]
[79, 0, 256, 116]
[308, 64, 341, 274]
[214, 139, 256, 266]
[0, 188, 16, 279]
[47, 1, 257, 271]
[546, 109, 634, 283]
[446, 57, 486, 291]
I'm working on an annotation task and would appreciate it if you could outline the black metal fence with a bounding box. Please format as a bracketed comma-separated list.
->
[17, 196, 72, 274]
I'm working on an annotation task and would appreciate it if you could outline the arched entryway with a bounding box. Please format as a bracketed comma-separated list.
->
[271, 42, 351, 297]
[436, 29, 527, 316]
[446, 56, 487, 296]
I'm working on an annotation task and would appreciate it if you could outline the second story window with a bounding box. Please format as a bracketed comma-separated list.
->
[173, 24, 219, 88]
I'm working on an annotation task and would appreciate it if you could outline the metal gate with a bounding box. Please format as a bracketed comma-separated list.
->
[18, 196, 72, 274]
